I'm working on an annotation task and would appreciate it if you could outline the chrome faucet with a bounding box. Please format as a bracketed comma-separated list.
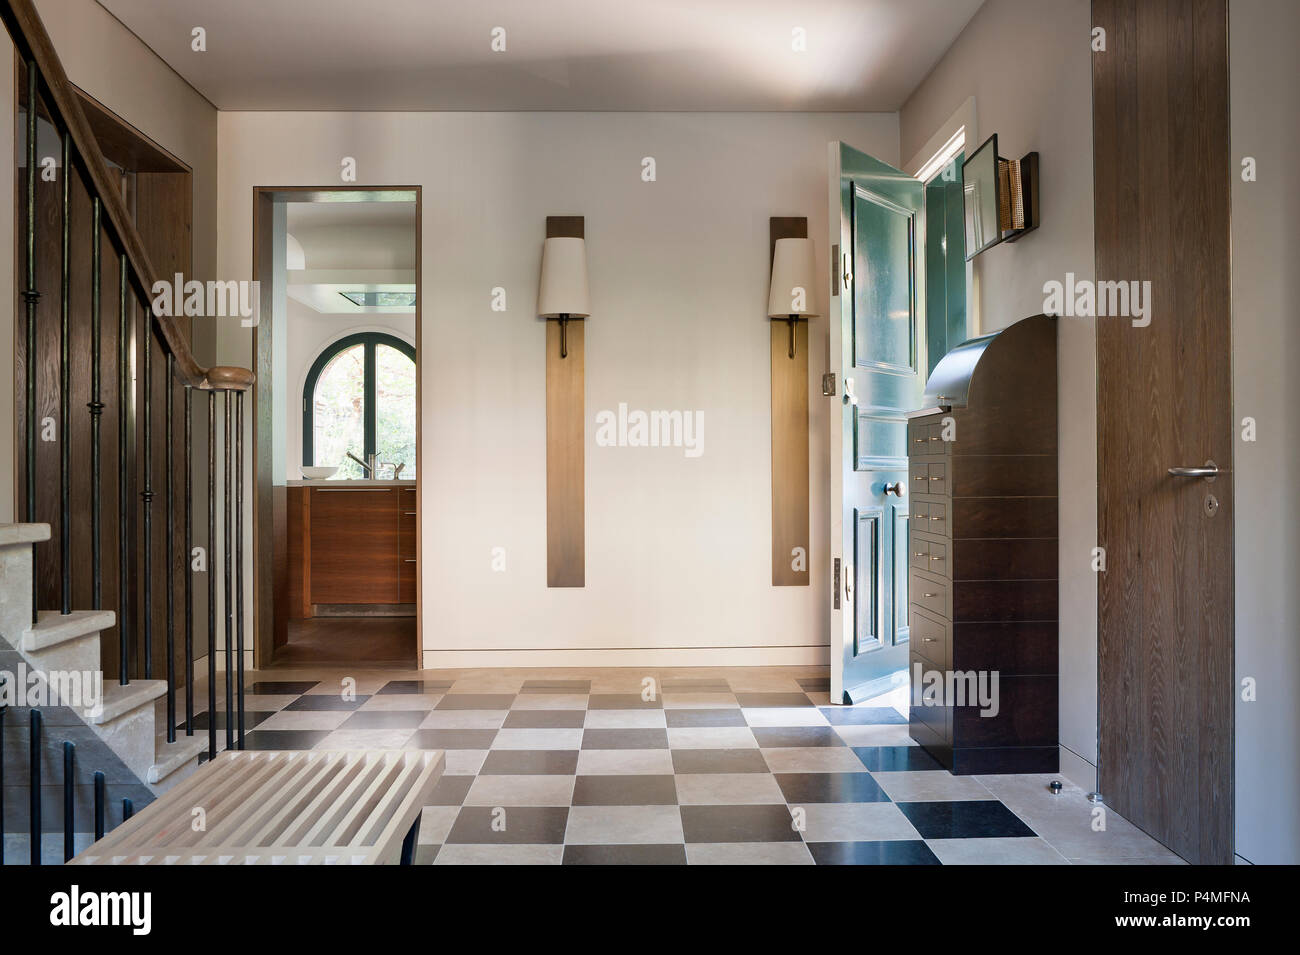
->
[345, 451, 377, 477]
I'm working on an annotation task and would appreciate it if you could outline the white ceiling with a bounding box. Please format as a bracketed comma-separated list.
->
[285, 200, 417, 313]
[96, 0, 983, 111]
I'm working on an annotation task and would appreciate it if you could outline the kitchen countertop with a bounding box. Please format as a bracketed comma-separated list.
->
[286, 479, 416, 487]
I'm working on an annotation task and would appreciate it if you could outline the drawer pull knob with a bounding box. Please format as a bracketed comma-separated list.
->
[929, 476, 942, 481]
[923, 637, 936, 642]
[929, 516, 943, 521]
[929, 556, 943, 561]
[914, 476, 925, 482]
[929, 436, 940, 441]
[914, 552, 925, 557]
[923, 592, 938, 598]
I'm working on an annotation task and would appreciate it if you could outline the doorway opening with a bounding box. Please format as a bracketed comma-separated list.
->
[251, 187, 421, 669]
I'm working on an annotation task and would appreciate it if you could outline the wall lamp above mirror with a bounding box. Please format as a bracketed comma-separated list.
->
[538, 235, 590, 359]
[962, 133, 1039, 261]
[767, 237, 819, 358]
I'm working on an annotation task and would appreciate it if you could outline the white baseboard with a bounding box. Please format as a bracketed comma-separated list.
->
[422, 645, 829, 669]
[1058, 744, 1097, 791]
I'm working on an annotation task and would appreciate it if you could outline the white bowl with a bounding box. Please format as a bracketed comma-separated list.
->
[301, 466, 338, 480]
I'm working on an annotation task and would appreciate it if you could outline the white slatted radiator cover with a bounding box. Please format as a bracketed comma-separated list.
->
[70, 750, 445, 865]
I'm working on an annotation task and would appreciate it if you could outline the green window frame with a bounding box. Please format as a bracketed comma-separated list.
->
[302, 331, 416, 470]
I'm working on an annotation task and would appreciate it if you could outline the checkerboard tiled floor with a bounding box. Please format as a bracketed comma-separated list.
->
[186, 666, 1184, 865]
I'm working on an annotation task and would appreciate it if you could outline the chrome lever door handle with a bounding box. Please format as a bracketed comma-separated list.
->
[1168, 459, 1219, 481]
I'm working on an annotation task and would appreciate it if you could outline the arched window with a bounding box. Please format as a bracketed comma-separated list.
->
[303, 332, 416, 479]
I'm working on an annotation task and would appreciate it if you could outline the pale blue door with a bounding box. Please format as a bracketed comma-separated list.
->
[828, 142, 926, 704]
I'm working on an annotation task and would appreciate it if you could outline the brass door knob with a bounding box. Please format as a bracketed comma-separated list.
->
[884, 481, 906, 498]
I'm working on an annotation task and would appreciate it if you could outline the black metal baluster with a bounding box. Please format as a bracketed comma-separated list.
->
[93, 771, 106, 840]
[22, 61, 39, 626]
[62, 740, 74, 862]
[207, 391, 217, 759]
[29, 709, 41, 866]
[166, 354, 176, 742]
[122, 798, 134, 821]
[184, 385, 194, 736]
[89, 198, 103, 609]
[0, 682, 6, 866]
[142, 325, 153, 680]
[59, 131, 71, 614]
[236, 390, 246, 748]
[224, 391, 234, 752]
[118, 254, 130, 684]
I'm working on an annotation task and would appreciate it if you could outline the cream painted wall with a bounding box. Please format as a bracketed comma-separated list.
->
[1230, 0, 1300, 866]
[216, 110, 898, 668]
[900, 0, 1098, 786]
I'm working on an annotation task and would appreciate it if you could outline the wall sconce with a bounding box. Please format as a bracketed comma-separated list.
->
[767, 237, 819, 358]
[538, 236, 590, 359]
[540, 217, 587, 588]
[767, 220, 812, 588]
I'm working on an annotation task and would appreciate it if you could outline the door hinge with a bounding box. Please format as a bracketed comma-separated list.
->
[832, 558, 841, 610]
[822, 373, 836, 396]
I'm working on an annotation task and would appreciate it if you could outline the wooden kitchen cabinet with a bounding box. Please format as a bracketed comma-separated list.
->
[286, 484, 416, 615]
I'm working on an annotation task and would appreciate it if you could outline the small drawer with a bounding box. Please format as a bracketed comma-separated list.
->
[909, 537, 931, 572]
[909, 651, 949, 741]
[910, 460, 930, 490]
[924, 460, 948, 494]
[910, 607, 950, 669]
[922, 500, 948, 536]
[910, 568, 949, 618]
[924, 538, 948, 576]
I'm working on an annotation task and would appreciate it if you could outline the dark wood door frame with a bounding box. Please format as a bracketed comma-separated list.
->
[1093, 0, 1233, 864]
[250, 185, 422, 669]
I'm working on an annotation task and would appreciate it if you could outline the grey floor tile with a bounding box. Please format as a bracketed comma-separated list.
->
[670, 748, 770, 774]
[581, 728, 669, 749]
[680, 804, 801, 843]
[446, 806, 569, 844]
[478, 749, 580, 775]
[572, 774, 678, 806]
[563, 844, 686, 865]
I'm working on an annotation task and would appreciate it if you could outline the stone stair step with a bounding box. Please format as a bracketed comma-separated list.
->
[21, 608, 115, 652]
[88, 679, 167, 725]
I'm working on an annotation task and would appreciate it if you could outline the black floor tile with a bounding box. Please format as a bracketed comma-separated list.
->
[588, 694, 662, 710]
[520, 680, 591, 693]
[248, 681, 319, 695]
[852, 746, 945, 772]
[241, 729, 332, 751]
[283, 695, 369, 711]
[435, 693, 516, 710]
[807, 840, 941, 865]
[446, 806, 569, 844]
[665, 708, 747, 728]
[670, 748, 769, 774]
[896, 800, 1037, 839]
[478, 750, 579, 775]
[426, 774, 474, 806]
[775, 772, 891, 804]
[377, 680, 453, 694]
[819, 706, 907, 725]
[680, 804, 801, 843]
[563, 844, 686, 865]
[180, 711, 273, 732]
[572, 775, 678, 806]
[751, 726, 845, 748]
[502, 710, 586, 729]
[735, 692, 814, 708]
[581, 728, 669, 749]
[340, 710, 429, 729]
[406, 728, 498, 750]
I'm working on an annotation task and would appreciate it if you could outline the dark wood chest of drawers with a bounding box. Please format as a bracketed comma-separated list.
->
[906, 314, 1058, 774]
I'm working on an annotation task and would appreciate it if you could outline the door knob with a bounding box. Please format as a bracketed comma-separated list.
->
[1168, 459, 1219, 482]
[884, 481, 906, 498]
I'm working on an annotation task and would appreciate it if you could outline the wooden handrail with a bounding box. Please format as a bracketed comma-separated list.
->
[1, 0, 253, 391]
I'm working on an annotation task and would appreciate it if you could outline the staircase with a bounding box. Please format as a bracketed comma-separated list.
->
[1, 524, 207, 793]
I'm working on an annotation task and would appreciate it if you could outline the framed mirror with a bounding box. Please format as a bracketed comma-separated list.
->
[962, 133, 1002, 261]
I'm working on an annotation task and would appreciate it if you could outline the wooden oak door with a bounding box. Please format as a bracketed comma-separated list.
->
[1093, 0, 1233, 864]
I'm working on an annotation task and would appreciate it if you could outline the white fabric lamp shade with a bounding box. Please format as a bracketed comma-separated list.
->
[538, 236, 591, 317]
[767, 237, 818, 318]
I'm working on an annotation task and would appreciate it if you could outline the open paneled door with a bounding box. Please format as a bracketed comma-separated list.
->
[828, 142, 926, 704]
